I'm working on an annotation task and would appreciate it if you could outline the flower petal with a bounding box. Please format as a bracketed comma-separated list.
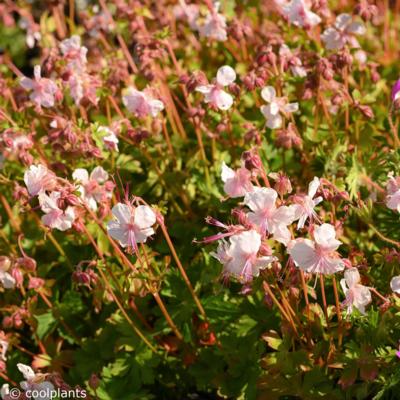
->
[216, 65, 236, 86]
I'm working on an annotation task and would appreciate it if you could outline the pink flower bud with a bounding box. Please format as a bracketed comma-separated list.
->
[241, 149, 262, 171]
[269, 172, 292, 196]
[16, 256, 36, 271]
[10, 267, 23, 287]
[89, 373, 100, 390]
[28, 276, 45, 290]
[2, 317, 13, 329]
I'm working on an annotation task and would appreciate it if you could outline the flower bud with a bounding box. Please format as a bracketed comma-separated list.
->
[10, 267, 23, 287]
[269, 172, 293, 196]
[241, 149, 262, 171]
[16, 256, 36, 272]
[2, 317, 13, 329]
[89, 373, 100, 390]
[357, 104, 374, 119]
[28, 276, 45, 290]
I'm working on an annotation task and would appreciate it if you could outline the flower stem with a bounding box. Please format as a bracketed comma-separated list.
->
[159, 221, 207, 320]
[332, 276, 342, 347]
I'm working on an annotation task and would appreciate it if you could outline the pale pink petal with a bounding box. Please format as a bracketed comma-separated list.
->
[390, 276, 400, 294]
[347, 21, 366, 35]
[289, 239, 318, 270]
[245, 187, 277, 213]
[266, 114, 282, 129]
[308, 177, 320, 198]
[111, 203, 132, 224]
[344, 267, 360, 288]
[134, 205, 156, 230]
[261, 86, 276, 103]
[72, 168, 89, 183]
[90, 166, 108, 183]
[335, 13, 352, 31]
[214, 89, 233, 110]
[17, 364, 35, 381]
[221, 162, 235, 182]
[313, 223, 341, 251]
[283, 102, 299, 113]
[195, 85, 213, 94]
[216, 66, 236, 86]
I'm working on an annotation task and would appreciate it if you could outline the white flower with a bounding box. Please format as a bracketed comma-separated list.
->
[72, 166, 111, 211]
[196, 65, 236, 111]
[340, 267, 371, 314]
[321, 14, 366, 51]
[99, 126, 119, 152]
[107, 203, 156, 248]
[292, 177, 323, 229]
[24, 164, 56, 196]
[244, 187, 296, 245]
[212, 230, 277, 281]
[221, 162, 253, 198]
[17, 363, 54, 400]
[38, 192, 76, 231]
[122, 87, 164, 118]
[260, 86, 298, 129]
[288, 223, 345, 274]
[198, 2, 227, 41]
[282, 0, 321, 28]
[390, 275, 400, 294]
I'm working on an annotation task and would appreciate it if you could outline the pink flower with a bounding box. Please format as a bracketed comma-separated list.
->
[321, 14, 366, 51]
[282, 0, 321, 28]
[340, 267, 371, 314]
[17, 363, 54, 400]
[288, 223, 345, 274]
[196, 65, 236, 111]
[212, 230, 277, 282]
[122, 87, 164, 118]
[72, 166, 112, 211]
[20, 65, 58, 108]
[24, 164, 57, 196]
[107, 203, 156, 248]
[386, 174, 400, 212]
[38, 192, 76, 231]
[99, 126, 119, 152]
[221, 162, 253, 198]
[390, 276, 400, 294]
[292, 177, 323, 229]
[199, 2, 227, 41]
[244, 187, 296, 245]
[60, 35, 88, 72]
[260, 86, 298, 129]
